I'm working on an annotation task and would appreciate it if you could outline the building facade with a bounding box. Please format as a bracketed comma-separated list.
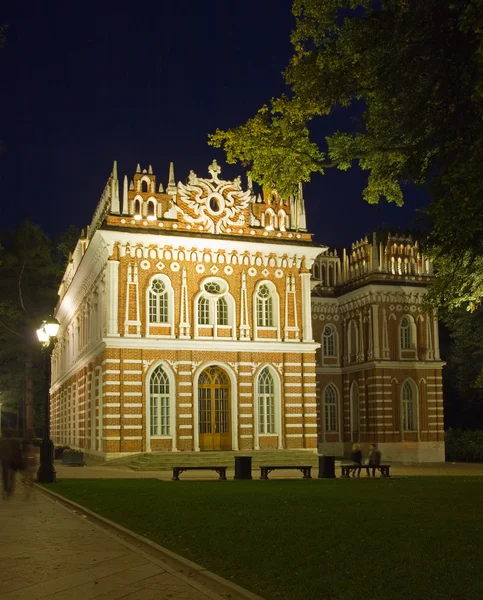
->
[51, 161, 445, 462]
[312, 235, 445, 462]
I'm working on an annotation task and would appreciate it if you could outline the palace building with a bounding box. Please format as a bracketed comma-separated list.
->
[50, 160, 445, 462]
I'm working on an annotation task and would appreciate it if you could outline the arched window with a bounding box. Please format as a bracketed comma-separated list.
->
[313, 262, 320, 280]
[402, 380, 417, 431]
[217, 297, 228, 325]
[258, 367, 275, 434]
[400, 316, 412, 349]
[324, 384, 338, 432]
[147, 201, 156, 220]
[198, 296, 210, 325]
[141, 180, 148, 193]
[256, 284, 273, 327]
[150, 365, 170, 436]
[134, 199, 142, 219]
[149, 279, 168, 323]
[323, 325, 336, 357]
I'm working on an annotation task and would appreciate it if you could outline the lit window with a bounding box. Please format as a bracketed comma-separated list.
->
[256, 285, 273, 327]
[258, 367, 275, 434]
[324, 384, 338, 432]
[149, 279, 168, 323]
[150, 366, 170, 436]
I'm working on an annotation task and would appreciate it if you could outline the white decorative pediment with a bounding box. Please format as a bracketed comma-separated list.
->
[175, 160, 252, 234]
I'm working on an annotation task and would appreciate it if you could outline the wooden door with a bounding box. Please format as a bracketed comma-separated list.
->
[198, 367, 231, 450]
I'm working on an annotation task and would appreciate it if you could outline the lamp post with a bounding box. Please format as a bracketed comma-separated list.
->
[36, 318, 59, 483]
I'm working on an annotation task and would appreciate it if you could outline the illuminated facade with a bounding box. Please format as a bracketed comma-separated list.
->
[51, 161, 445, 462]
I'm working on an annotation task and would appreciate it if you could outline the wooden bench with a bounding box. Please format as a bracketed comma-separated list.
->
[172, 466, 227, 481]
[259, 465, 312, 480]
[340, 464, 391, 478]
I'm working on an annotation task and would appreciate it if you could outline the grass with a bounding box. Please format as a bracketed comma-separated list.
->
[45, 478, 483, 600]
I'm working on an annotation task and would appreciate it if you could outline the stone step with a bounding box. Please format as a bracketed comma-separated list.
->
[122, 450, 320, 471]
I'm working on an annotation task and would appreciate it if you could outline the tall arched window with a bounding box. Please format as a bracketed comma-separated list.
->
[147, 201, 156, 220]
[324, 384, 338, 432]
[217, 297, 228, 325]
[134, 199, 142, 219]
[256, 284, 273, 327]
[149, 279, 168, 323]
[323, 325, 336, 357]
[402, 380, 417, 431]
[400, 317, 412, 349]
[198, 296, 210, 324]
[258, 367, 275, 433]
[348, 320, 358, 363]
[150, 365, 170, 436]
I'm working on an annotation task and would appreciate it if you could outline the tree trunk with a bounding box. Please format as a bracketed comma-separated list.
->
[25, 347, 34, 434]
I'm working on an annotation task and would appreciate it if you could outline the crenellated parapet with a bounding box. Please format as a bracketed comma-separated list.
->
[312, 232, 434, 294]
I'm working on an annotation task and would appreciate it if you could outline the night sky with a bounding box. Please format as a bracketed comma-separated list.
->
[1, 0, 429, 249]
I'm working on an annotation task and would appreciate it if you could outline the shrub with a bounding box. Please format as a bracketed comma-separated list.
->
[445, 428, 483, 462]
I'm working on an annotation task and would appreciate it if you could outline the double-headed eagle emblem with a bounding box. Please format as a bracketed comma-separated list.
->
[174, 160, 252, 234]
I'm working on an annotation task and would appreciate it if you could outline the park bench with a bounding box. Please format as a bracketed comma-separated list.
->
[259, 465, 312, 480]
[172, 466, 227, 480]
[340, 464, 391, 478]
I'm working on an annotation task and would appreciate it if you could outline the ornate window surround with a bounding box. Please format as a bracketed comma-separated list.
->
[323, 383, 340, 439]
[322, 324, 339, 365]
[145, 274, 175, 338]
[253, 280, 280, 341]
[398, 314, 418, 360]
[145, 361, 177, 451]
[253, 364, 282, 449]
[401, 378, 418, 434]
[193, 277, 236, 339]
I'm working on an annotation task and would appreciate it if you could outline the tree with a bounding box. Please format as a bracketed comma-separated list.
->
[0, 221, 60, 433]
[209, 0, 483, 312]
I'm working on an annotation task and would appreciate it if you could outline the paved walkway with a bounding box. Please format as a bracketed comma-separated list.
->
[0, 487, 225, 600]
[53, 459, 483, 480]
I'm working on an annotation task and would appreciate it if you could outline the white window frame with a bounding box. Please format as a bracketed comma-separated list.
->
[146, 274, 175, 338]
[146, 362, 177, 451]
[322, 324, 338, 365]
[398, 315, 417, 359]
[253, 281, 280, 341]
[194, 277, 236, 339]
[254, 365, 282, 449]
[401, 379, 418, 433]
[323, 384, 339, 435]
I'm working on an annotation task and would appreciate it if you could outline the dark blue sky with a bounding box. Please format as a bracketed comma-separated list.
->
[1, 0, 429, 248]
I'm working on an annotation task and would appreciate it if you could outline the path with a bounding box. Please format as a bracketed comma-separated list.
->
[0, 487, 225, 600]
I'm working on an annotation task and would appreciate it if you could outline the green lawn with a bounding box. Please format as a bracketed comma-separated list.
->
[45, 478, 483, 600]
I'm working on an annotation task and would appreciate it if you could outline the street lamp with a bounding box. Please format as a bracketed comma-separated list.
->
[36, 317, 59, 483]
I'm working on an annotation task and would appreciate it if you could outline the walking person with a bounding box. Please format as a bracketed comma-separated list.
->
[368, 443, 382, 478]
[0, 430, 24, 498]
[351, 443, 363, 477]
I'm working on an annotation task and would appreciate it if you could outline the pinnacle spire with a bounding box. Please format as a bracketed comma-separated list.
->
[167, 161, 176, 193]
[110, 160, 120, 214]
[122, 175, 129, 214]
[136, 163, 141, 173]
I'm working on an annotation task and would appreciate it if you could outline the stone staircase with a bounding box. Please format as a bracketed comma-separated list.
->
[109, 450, 320, 471]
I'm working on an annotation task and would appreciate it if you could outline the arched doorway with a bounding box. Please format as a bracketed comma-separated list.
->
[198, 366, 231, 450]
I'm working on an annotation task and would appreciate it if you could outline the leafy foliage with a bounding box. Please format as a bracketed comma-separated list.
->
[0, 221, 63, 432]
[445, 428, 483, 462]
[209, 0, 483, 310]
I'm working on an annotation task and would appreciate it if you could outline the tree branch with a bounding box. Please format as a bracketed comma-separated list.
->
[0, 320, 23, 337]
[18, 262, 26, 313]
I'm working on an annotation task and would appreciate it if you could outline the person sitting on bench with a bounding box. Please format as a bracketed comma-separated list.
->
[368, 444, 382, 478]
[351, 443, 363, 478]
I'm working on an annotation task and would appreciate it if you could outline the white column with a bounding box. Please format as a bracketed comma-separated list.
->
[106, 260, 120, 337]
[300, 272, 313, 342]
[433, 312, 441, 360]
